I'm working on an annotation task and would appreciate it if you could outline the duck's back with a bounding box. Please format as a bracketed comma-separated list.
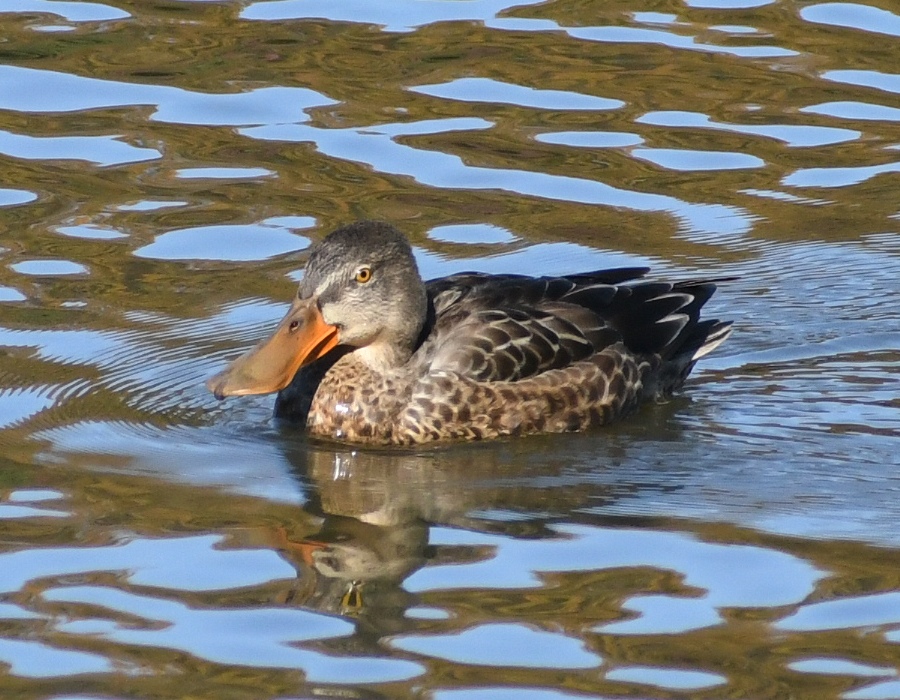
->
[393, 268, 732, 442]
[423, 268, 730, 382]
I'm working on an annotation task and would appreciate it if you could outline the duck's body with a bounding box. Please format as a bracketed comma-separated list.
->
[208, 222, 732, 445]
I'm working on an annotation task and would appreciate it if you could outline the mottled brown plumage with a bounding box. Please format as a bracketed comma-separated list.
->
[208, 221, 732, 444]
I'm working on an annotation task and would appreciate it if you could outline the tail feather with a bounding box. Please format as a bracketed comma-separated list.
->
[685, 320, 733, 362]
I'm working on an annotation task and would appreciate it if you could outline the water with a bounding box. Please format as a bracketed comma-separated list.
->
[1, 0, 899, 697]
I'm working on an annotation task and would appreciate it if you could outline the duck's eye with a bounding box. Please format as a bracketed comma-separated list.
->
[355, 266, 372, 284]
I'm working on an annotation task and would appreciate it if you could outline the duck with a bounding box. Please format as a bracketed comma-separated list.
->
[207, 221, 732, 444]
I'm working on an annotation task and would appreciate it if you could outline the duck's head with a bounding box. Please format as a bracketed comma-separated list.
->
[207, 221, 427, 399]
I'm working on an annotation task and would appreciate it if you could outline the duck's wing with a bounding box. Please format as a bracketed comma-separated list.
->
[424, 269, 731, 384]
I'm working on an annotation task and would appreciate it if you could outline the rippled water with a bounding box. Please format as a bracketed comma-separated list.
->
[1, 0, 899, 698]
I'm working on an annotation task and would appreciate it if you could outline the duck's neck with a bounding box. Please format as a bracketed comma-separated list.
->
[354, 341, 414, 372]
[354, 292, 434, 373]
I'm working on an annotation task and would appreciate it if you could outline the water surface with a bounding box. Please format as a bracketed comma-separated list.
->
[1, 0, 898, 698]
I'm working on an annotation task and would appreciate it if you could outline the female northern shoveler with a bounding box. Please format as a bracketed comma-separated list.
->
[207, 221, 732, 444]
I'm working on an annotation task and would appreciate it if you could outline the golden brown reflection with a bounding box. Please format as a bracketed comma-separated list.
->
[2, 0, 899, 325]
[3, 441, 900, 698]
[1, 0, 900, 697]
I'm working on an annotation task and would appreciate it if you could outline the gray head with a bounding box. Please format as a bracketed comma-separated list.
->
[206, 221, 428, 398]
[301, 222, 427, 364]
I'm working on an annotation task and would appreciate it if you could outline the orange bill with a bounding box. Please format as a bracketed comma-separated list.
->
[207, 298, 339, 399]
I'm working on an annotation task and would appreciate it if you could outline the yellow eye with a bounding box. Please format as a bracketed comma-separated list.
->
[355, 266, 372, 284]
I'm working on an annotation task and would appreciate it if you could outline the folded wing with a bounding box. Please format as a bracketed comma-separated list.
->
[426, 269, 730, 383]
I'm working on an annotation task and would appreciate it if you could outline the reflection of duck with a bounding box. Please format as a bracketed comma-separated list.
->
[208, 221, 731, 444]
[279, 442, 608, 621]
[278, 514, 428, 621]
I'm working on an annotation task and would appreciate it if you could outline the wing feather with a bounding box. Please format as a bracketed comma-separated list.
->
[423, 267, 726, 383]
